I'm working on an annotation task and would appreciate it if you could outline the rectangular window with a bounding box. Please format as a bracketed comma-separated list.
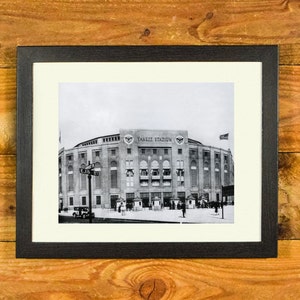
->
[95, 172, 101, 189]
[178, 149, 182, 155]
[191, 169, 197, 187]
[140, 181, 148, 187]
[152, 181, 160, 187]
[191, 150, 196, 155]
[177, 169, 184, 186]
[95, 151, 100, 157]
[127, 148, 131, 155]
[141, 149, 146, 154]
[69, 197, 73, 206]
[68, 174, 73, 191]
[153, 149, 157, 155]
[81, 174, 87, 190]
[111, 149, 116, 156]
[82, 196, 86, 206]
[59, 176, 62, 193]
[67, 155, 73, 161]
[96, 196, 101, 205]
[126, 160, 133, 168]
[164, 149, 168, 155]
[176, 160, 184, 169]
[204, 151, 209, 158]
[81, 153, 85, 159]
[111, 170, 118, 188]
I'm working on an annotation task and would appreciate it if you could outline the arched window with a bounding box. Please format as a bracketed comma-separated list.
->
[163, 160, 170, 169]
[151, 160, 159, 168]
[126, 169, 134, 187]
[139, 160, 148, 186]
[163, 160, 171, 176]
[140, 160, 148, 169]
[110, 161, 118, 188]
[151, 160, 159, 176]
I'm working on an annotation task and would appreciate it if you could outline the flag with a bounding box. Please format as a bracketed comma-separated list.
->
[219, 133, 229, 140]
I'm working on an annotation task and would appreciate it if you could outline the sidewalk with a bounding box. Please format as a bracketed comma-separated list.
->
[60, 206, 234, 224]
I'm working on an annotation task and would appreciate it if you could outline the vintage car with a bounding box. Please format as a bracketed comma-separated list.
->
[72, 206, 95, 219]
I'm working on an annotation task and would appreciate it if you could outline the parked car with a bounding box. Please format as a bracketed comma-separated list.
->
[72, 206, 95, 219]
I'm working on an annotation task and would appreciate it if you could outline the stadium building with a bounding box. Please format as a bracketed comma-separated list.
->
[58, 129, 234, 211]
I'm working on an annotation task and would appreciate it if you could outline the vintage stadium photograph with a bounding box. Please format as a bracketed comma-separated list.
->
[58, 82, 234, 224]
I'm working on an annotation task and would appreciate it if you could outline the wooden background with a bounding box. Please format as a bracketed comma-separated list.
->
[1, 0, 300, 298]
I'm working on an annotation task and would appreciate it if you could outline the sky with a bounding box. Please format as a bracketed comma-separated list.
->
[59, 82, 234, 156]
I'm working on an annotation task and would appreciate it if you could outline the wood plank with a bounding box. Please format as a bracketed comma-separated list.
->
[0, 0, 300, 67]
[279, 152, 300, 239]
[0, 68, 15, 155]
[279, 66, 300, 152]
[0, 153, 300, 241]
[0, 156, 15, 241]
[0, 240, 299, 299]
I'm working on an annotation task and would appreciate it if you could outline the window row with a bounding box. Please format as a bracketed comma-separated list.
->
[103, 136, 120, 143]
[139, 148, 182, 155]
[62, 151, 230, 164]
[68, 195, 101, 206]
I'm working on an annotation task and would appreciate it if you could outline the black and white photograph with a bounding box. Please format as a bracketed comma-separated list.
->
[58, 82, 234, 224]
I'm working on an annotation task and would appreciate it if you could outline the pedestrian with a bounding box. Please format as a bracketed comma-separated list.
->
[120, 202, 126, 216]
[181, 201, 186, 218]
[214, 201, 219, 215]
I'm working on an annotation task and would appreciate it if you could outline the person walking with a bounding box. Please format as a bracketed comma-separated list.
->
[181, 201, 186, 218]
[120, 202, 126, 216]
[214, 201, 219, 215]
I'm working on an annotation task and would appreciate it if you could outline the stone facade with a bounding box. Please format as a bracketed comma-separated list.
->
[58, 129, 234, 210]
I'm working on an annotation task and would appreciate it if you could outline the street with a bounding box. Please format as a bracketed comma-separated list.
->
[59, 205, 234, 224]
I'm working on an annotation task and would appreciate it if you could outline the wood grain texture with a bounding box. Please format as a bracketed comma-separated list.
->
[0, 0, 300, 298]
[279, 66, 300, 152]
[0, 155, 15, 242]
[279, 153, 300, 239]
[0, 0, 299, 67]
[0, 69, 15, 155]
[0, 241, 299, 299]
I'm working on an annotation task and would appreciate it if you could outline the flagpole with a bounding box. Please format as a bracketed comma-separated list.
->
[219, 133, 229, 219]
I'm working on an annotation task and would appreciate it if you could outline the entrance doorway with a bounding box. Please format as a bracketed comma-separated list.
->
[110, 195, 119, 210]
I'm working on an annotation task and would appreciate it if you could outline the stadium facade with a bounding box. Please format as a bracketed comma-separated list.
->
[58, 129, 234, 211]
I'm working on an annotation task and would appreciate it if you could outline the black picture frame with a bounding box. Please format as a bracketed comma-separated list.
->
[16, 46, 278, 258]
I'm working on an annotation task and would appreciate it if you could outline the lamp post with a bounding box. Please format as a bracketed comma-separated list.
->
[79, 161, 100, 223]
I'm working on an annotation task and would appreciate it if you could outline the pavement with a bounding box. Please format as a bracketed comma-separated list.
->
[60, 205, 234, 224]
